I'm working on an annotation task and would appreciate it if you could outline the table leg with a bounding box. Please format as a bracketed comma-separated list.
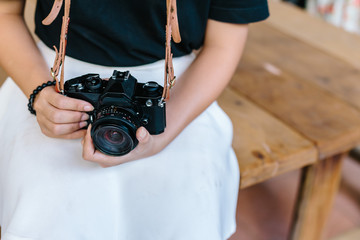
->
[289, 153, 345, 240]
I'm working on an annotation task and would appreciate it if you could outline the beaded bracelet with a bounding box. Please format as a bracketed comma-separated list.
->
[28, 80, 56, 115]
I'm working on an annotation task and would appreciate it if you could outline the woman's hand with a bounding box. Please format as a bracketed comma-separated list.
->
[0, 0, 93, 140]
[81, 125, 165, 167]
[33, 86, 94, 139]
[80, 20, 249, 168]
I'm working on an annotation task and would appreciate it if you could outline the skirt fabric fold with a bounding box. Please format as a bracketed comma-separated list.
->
[0, 42, 239, 240]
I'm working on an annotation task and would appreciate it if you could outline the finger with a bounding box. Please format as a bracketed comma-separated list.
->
[99, 163, 113, 168]
[40, 127, 87, 139]
[47, 90, 94, 112]
[60, 129, 87, 139]
[96, 127, 152, 163]
[90, 151, 133, 166]
[84, 146, 125, 165]
[43, 104, 90, 124]
[82, 128, 120, 165]
[82, 125, 137, 166]
[82, 125, 97, 161]
[136, 127, 150, 143]
[43, 121, 88, 136]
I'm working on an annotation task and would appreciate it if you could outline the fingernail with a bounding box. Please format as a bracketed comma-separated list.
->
[81, 114, 89, 121]
[84, 105, 94, 111]
[80, 121, 88, 128]
[139, 128, 147, 139]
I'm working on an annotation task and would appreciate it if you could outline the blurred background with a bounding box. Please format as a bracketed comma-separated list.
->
[2, 0, 360, 239]
[287, 0, 360, 35]
[230, 0, 360, 239]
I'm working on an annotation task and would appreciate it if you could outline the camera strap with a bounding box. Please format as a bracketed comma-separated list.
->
[42, 0, 71, 94]
[163, 0, 181, 102]
[42, 0, 181, 101]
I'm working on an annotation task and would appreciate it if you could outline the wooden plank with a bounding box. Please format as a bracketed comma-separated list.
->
[289, 153, 345, 240]
[330, 228, 360, 240]
[230, 50, 360, 159]
[218, 88, 317, 188]
[267, 0, 360, 70]
[246, 23, 360, 113]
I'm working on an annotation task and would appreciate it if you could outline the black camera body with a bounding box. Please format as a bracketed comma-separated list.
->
[64, 70, 166, 156]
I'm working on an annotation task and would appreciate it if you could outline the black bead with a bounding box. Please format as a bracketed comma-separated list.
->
[28, 80, 56, 116]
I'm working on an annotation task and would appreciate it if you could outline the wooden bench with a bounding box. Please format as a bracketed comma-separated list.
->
[219, 1, 360, 240]
[217, 1, 360, 239]
[2, 1, 360, 239]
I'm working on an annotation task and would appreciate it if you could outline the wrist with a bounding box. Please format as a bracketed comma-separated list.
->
[153, 125, 178, 152]
[28, 80, 56, 115]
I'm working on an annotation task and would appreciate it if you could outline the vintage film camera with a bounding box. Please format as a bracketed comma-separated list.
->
[64, 70, 166, 156]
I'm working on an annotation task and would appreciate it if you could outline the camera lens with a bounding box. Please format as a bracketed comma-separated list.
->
[105, 130, 123, 144]
[92, 124, 137, 156]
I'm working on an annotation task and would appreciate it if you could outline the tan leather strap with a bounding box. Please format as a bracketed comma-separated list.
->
[42, 0, 71, 94]
[42, 0, 63, 25]
[43, 0, 181, 100]
[162, 0, 181, 102]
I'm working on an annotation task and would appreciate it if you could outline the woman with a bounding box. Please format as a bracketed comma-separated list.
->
[0, 0, 269, 239]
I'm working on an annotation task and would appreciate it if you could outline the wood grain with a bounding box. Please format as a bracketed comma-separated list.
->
[290, 153, 345, 240]
[230, 41, 360, 159]
[218, 88, 317, 188]
[268, 0, 360, 70]
[330, 228, 360, 240]
[247, 22, 360, 114]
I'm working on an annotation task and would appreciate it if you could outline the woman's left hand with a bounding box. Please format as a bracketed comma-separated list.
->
[81, 125, 165, 167]
[81, 20, 249, 168]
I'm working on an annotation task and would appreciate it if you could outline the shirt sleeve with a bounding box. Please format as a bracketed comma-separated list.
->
[209, 0, 269, 24]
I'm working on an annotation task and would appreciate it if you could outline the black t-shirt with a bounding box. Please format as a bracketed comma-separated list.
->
[35, 0, 269, 66]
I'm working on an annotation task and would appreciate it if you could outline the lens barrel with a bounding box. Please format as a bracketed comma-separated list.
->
[91, 107, 138, 156]
[64, 71, 166, 157]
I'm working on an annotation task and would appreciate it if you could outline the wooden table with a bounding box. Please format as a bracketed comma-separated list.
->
[218, 1, 360, 239]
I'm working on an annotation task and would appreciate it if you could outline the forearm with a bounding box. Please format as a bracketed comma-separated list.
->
[162, 21, 248, 146]
[0, 1, 93, 140]
[81, 20, 249, 166]
[0, 1, 50, 97]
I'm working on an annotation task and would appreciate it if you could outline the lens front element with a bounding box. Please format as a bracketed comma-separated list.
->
[104, 129, 124, 144]
[92, 124, 136, 156]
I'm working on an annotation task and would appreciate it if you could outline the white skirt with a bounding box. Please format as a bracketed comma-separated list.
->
[0, 42, 239, 240]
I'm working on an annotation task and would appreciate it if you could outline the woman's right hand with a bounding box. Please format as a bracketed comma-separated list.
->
[33, 86, 94, 139]
[0, 1, 93, 140]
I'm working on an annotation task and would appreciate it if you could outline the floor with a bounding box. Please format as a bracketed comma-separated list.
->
[228, 155, 360, 240]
